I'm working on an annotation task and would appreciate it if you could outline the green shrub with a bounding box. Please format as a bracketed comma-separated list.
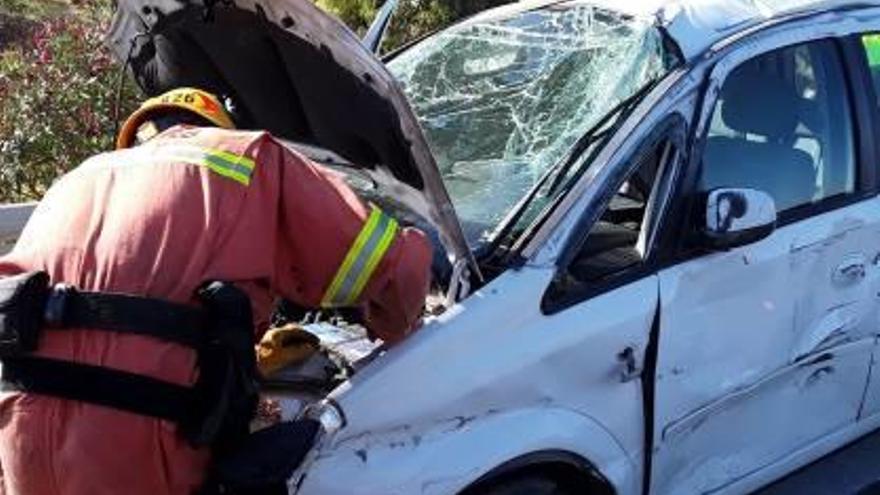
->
[0, 0, 514, 203]
[383, 0, 453, 51]
[313, 0, 514, 45]
[0, 0, 67, 21]
[316, 0, 455, 48]
[0, 2, 138, 203]
[316, 0, 378, 33]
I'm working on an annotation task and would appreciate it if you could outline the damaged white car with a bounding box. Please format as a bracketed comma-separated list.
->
[104, 0, 880, 493]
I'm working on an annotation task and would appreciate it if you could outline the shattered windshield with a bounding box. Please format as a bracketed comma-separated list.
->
[388, 2, 675, 247]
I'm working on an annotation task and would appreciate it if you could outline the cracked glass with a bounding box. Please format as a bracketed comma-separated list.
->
[389, 2, 673, 247]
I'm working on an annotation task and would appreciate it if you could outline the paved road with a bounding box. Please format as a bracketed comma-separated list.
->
[754, 429, 880, 495]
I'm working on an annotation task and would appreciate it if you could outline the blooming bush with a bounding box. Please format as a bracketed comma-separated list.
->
[0, 2, 139, 202]
[0, 0, 513, 203]
[383, 0, 453, 51]
[316, 0, 514, 54]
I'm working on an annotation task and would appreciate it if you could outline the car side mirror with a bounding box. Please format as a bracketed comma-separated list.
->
[701, 188, 776, 250]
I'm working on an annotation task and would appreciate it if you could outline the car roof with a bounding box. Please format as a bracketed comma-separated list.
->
[468, 0, 880, 61]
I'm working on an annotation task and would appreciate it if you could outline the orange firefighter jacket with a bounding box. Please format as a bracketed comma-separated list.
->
[0, 126, 432, 495]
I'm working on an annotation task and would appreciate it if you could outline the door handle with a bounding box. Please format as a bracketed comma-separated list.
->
[834, 256, 867, 286]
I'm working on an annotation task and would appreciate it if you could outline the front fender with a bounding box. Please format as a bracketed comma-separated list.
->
[294, 406, 637, 495]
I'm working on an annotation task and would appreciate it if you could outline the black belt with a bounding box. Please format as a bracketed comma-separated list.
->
[46, 288, 206, 349]
[0, 280, 204, 423]
[2, 356, 193, 423]
[0, 273, 258, 447]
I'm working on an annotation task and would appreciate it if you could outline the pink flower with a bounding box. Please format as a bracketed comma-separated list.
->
[38, 48, 52, 65]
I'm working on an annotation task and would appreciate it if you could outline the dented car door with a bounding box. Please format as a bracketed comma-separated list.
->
[850, 32, 880, 421]
[651, 35, 880, 495]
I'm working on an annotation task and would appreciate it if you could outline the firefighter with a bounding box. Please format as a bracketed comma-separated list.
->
[0, 87, 432, 495]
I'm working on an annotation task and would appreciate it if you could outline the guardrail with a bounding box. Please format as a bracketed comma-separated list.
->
[0, 203, 36, 256]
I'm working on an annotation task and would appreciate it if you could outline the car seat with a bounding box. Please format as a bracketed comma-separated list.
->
[700, 67, 817, 211]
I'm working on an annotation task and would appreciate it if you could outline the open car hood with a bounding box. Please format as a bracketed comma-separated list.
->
[107, 0, 476, 275]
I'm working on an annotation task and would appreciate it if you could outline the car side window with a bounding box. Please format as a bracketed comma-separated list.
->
[565, 142, 673, 282]
[544, 133, 680, 312]
[700, 40, 856, 214]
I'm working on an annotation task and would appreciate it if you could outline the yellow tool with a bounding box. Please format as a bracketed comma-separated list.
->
[256, 324, 321, 378]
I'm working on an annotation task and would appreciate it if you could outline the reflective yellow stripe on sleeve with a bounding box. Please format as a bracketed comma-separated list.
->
[321, 206, 400, 307]
[144, 144, 256, 186]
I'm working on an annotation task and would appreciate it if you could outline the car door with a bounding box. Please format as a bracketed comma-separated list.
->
[650, 36, 880, 495]
[851, 31, 880, 420]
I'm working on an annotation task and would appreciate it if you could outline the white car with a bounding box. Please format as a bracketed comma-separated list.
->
[93, 0, 880, 493]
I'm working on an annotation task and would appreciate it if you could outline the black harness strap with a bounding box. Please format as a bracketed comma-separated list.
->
[49, 290, 206, 349]
[0, 274, 258, 448]
[2, 357, 193, 423]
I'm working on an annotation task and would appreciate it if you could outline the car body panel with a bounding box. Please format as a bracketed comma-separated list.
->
[845, 3, 880, 439]
[289, 4, 880, 494]
[655, 339, 872, 493]
[654, 199, 880, 491]
[713, 411, 880, 495]
[649, 10, 880, 493]
[296, 406, 634, 495]
[292, 266, 657, 494]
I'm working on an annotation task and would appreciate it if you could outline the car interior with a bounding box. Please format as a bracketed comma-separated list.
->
[700, 41, 855, 213]
[701, 67, 818, 211]
[558, 40, 856, 291]
[566, 142, 668, 284]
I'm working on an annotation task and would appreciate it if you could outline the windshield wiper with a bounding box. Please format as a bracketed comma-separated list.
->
[482, 77, 661, 257]
[545, 78, 661, 196]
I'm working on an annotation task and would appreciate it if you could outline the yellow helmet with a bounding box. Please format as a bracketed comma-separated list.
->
[117, 87, 235, 149]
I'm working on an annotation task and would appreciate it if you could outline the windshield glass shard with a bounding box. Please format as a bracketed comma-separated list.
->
[388, 2, 672, 248]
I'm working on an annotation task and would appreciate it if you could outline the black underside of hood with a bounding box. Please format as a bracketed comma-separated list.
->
[108, 0, 423, 190]
[107, 0, 481, 280]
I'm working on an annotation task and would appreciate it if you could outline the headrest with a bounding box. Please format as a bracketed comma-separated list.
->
[721, 68, 800, 139]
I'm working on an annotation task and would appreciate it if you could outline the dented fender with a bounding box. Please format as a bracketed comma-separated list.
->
[293, 406, 637, 495]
